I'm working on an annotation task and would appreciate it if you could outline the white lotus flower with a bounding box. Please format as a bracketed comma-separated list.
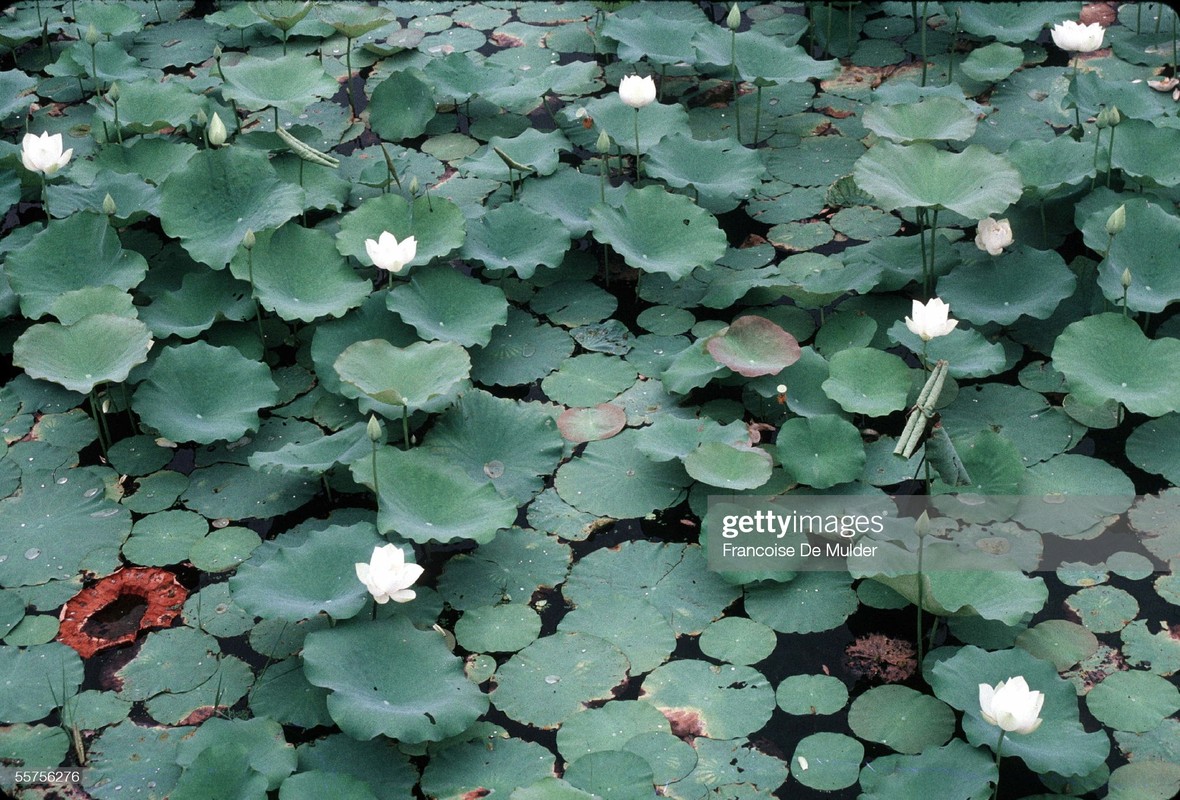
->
[208, 112, 228, 147]
[979, 676, 1045, 735]
[905, 298, 958, 341]
[365, 230, 417, 273]
[974, 217, 1013, 256]
[355, 544, 424, 604]
[619, 74, 657, 109]
[21, 131, 73, 176]
[1050, 20, 1104, 53]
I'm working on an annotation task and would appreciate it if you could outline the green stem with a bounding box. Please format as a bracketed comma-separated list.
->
[754, 83, 762, 144]
[916, 522, 926, 666]
[1071, 58, 1082, 131]
[247, 249, 265, 345]
[929, 209, 939, 294]
[401, 404, 410, 450]
[633, 108, 642, 183]
[1091, 125, 1102, 189]
[371, 439, 379, 497]
[1038, 200, 1047, 243]
[40, 175, 49, 221]
[917, 207, 928, 295]
[920, 0, 929, 86]
[731, 29, 742, 142]
[1106, 123, 1116, 188]
[345, 37, 356, 119]
[991, 730, 1006, 800]
[89, 389, 110, 458]
[120, 383, 137, 433]
[911, 0, 919, 33]
[90, 43, 100, 96]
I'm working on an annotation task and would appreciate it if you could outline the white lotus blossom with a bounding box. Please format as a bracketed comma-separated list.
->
[619, 74, 657, 109]
[365, 231, 417, 273]
[355, 544, 424, 604]
[979, 676, 1045, 735]
[1050, 20, 1104, 53]
[905, 298, 958, 341]
[974, 217, 1013, 256]
[21, 131, 73, 176]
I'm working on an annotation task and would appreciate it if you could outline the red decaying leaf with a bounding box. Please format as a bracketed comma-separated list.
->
[58, 567, 188, 659]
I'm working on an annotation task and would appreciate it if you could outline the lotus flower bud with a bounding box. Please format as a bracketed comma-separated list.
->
[243, 228, 256, 250]
[596, 128, 611, 154]
[102, 193, 117, 216]
[208, 112, 227, 147]
[106, 82, 120, 102]
[1106, 105, 1121, 127]
[1121, 267, 1132, 289]
[409, 176, 419, 195]
[727, 2, 741, 31]
[619, 75, 657, 109]
[213, 44, 223, 60]
[1105, 204, 1126, 236]
[367, 414, 382, 442]
[85, 24, 100, 46]
[195, 108, 207, 127]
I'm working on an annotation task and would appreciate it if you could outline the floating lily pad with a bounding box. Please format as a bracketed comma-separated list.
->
[248, 657, 332, 729]
[776, 414, 866, 488]
[337, 194, 466, 270]
[554, 430, 689, 519]
[556, 700, 671, 763]
[822, 347, 911, 416]
[854, 141, 1022, 218]
[461, 202, 572, 279]
[1106, 760, 1180, 800]
[641, 659, 774, 740]
[557, 403, 628, 443]
[791, 733, 863, 791]
[223, 53, 337, 114]
[454, 604, 541, 654]
[939, 244, 1076, 325]
[493, 631, 630, 729]
[1100, 198, 1180, 313]
[437, 527, 570, 610]
[699, 617, 777, 666]
[683, 442, 773, 490]
[159, 147, 304, 268]
[531, 280, 618, 327]
[848, 684, 956, 754]
[776, 674, 848, 716]
[1016, 619, 1100, 671]
[182, 463, 317, 521]
[590, 186, 728, 280]
[303, 616, 488, 742]
[85, 721, 190, 800]
[858, 739, 996, 800]
[706, 315, 801, 377]
[116, 626, 220, 701]
[959, 42, 1025, 82]
[0, 642, 82, 723]
[471, 307, 574, 387]
[558, 595, 677, 676]
[421, 738, 555, 800]
[1088, 670, 1180, 733]
[862, 96, 979, 142]
[645, 134, 767, 212]
[745, 573, 859, 634]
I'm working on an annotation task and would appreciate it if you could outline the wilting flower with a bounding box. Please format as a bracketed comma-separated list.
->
[355, 544, 424, 604]
[979, 676, 1045, 734]
[619, 74, 657, 109]
[21, 131, 73, 176]
[1050, 20, 1104, 53]
[905, 298, 958, 341]
[365, 230, 417, 273]
[974, 217, 1013, 256]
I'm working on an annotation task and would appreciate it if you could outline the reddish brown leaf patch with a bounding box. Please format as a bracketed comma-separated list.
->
[58, 567, 188, 659]
[845, 633, 917, 683]
[662, 707, 705, 740]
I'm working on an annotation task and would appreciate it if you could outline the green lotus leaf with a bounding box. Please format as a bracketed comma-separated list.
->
[683, 442, 773, 490]
[302, 616, 487, 742]
[248, 421, 371, 476]
[421, 738, 555, 800]
[182, 463, 317, 521]
[556, 701, 671, 763]
[572, 94, 690, 156]
[1110, 118, 1180, 188]
[294, 733, 418, 800]
[730, 31, 839, 82]
[1127, 414, 1180, 485]
[939, 383, 1080, 466]
[159, 147, 304, 268]
[470, 306, 574, 387]
[116, 626, 221, 700]
[859, 739, 996, 800]
[0, 67, 37, 120]
[929, 645, 1111, 778]
[146, 656, 254, 726]
[564, 751, 655, 800]
[558, 596, 677, 676]
[335, 339, 470, 414]
[1016, 620, 1100, 671]
[644, 134, 767, 213]
[93, 79, 204, 134]
[698, 617, 777, 666]
[887, 321, 1010, 379]
[492, 631, 631, 729]
[853, 141, 1022, 217]
[0, 643, 82, 723]
[531, 279, 618, 327]
[424, 389, 563, 504]
[230, 523, 385, 622]
[460, 202, 571, 279]
[776, 674, 849, 715]
[642, 659, 773, 740]
[821, 347, 912, 417]
[85, 722, 190, 800]
[958, 42, 1025, 82]
[173, 718, 294, 794]
[776, 415, 866, 489]
[554, 430, 689, 519]
[0, 468, 129, 588]
[336, 193, 465, 268]
[387, 266, 507, 347]
[945, 2, 1075, 43]
[848, 685, 956, 755]
[437, 527, 571, 610]
[542, 353, 637, 407]
[13, 314, 151, 395]
[590, 186, 727, 280]
[862, 96, 979, 142]
[368, 69, 437, 142]
[938, 244, 1076, 325]
[1067, 585, 1139, 634]
[1007, 137, 1095, 194]
[1106, 761, 1180, 800]
[318, 3, 394, 38]
[746, 573, 859, 634]
[705, 315, 801, 377]
[123, 509, 207, 567]
[601, 3, 707, 64]
[1099, 199, 1180, 313]
[518, 168, 631, 238]
[6, 212, 148, 319]
[133, 342, 278, 444]
[462, 129, 572, 182]
[557, 404, 627, 443]
[279, 771, 377, 800]
[359, 446, 517, 544]
[227, 224, 369, 323]
[453, 604, 541, 653]
[222, 54, 337, 114]
[1053, 312, 1180, 417]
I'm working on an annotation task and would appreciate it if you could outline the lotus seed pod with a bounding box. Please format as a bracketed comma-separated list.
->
[1105, 204, 1126, 236]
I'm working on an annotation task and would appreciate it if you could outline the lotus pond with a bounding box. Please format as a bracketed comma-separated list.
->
[3, 0, 1180, 798]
